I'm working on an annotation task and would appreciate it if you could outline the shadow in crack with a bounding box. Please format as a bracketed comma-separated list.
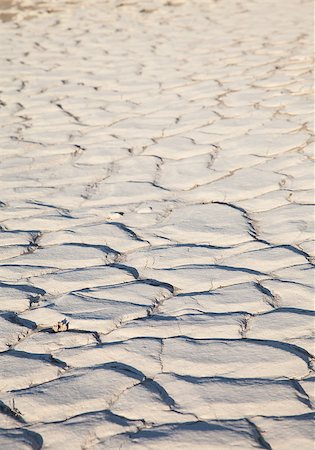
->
[0, 427, 43, 449]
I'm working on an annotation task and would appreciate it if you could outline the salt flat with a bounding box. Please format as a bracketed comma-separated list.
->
[0, 0, 314, 448]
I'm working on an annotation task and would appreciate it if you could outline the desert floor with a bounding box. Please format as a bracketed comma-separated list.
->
[0, 0, 314, 448]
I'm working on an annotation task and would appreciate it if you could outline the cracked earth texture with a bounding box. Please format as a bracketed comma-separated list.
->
[0, 0, 314, 448]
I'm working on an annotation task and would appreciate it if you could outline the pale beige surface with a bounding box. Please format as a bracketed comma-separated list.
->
[0, 0, 314, 448]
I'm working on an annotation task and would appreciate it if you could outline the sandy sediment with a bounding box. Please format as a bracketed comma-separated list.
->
[0, 0, 314, 448]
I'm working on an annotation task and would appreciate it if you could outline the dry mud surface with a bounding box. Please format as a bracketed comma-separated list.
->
[0, 0, 314, 448]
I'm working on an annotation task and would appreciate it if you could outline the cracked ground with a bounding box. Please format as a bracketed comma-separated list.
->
[0, 0, 314, 448]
